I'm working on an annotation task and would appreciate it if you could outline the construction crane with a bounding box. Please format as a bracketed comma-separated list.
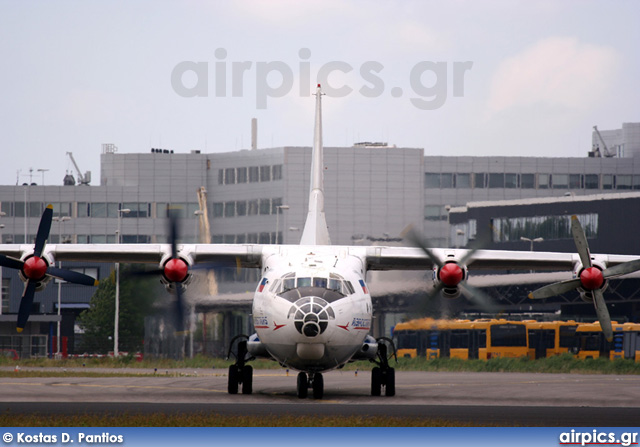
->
[196, 187, 218, 295]
[66, 152, 92, 185]
[591, 126, 617, 158]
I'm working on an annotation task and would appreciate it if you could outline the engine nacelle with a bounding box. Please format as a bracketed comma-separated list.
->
[573, 258, 609, 299]
[18, 253, 54, 292]
[432, 260, 468, 299]
[351, 335, 378, 361]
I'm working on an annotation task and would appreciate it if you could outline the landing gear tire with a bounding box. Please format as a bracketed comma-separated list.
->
[370, 337, 397, 397]
[242, 365, 253, 395]
[312, 373, 324, 399]
[297, 372, 308, 399]
[371, 367, 382, 396]
[228, 365, 239, 395]
[226, 334, 254, 395]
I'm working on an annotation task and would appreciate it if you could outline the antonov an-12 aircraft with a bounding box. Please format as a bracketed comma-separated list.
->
[2, 85, 640, 398]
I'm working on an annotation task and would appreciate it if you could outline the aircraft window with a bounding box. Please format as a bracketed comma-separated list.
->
[282, 278, 295, 291]
[313, 278, 328, 288]
[297, 277, 312, 288]
[298, 297, 311, 305]
[345, 281, 355, 294]
[269, 280, 281, 293]
[328, 279, 341, 291]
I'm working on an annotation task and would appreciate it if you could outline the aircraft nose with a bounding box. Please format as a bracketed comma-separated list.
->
[289, 296, 334, 338]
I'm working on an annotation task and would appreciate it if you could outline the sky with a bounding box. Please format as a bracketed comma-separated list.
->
[0, 0, 638, 186]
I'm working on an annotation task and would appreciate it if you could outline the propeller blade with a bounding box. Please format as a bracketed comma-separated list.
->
[46, 266, 98, 286]
[603, 258, 640, 279]
[458, 246, 480, 268]
[174, 283, 186, 335]
[17, 280, 38, 332]
[34, 205, 54, 257]
[570, 215, 592, 269]
[169, 212, 178, 259]
[593, 289, 613, 342]
[407, 229, 443, 268]
[127, 267, 164, 277]
[459, 282, 499, 313]
[0, 254, 24, 270]
[528, 278, 582, 299]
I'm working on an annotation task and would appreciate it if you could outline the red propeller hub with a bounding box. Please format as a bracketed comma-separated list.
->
[164, 258, 189, 283]
[23, 256, 48, 280]
[580, 267, 604, 290]
[439, 263, 464, 287]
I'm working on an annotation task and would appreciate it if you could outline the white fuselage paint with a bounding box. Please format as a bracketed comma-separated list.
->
[251, 245, 372, 372]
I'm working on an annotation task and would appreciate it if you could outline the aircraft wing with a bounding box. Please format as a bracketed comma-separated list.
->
[0, 243, 264, 268]
[364, 246, 639, 272]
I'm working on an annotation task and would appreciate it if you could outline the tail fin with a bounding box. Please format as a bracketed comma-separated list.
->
[299, 84, 331, 246]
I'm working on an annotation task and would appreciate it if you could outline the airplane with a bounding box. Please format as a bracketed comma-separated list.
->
[1, 84, 640, 398]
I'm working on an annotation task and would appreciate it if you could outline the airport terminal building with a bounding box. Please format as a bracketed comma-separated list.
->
[1, 122, 640, 356]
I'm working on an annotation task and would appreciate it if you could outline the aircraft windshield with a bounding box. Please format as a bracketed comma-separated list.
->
[275, 273, 355, 303]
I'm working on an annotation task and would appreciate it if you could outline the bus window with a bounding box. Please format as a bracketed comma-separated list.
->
[491, 324, 526, 347]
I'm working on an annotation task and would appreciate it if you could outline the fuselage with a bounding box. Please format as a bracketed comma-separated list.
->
[251, 245, 372, 372]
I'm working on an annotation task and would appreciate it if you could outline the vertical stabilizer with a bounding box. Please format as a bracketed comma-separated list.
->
[299, 85, 331, 246]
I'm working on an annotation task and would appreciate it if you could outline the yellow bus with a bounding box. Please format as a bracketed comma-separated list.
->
[622, 323, 640, 363]
[526, 320, 579, 359]
[441, 319, 529, 360]
[393, 318, 443, 358]
[574, 322, 625, 360]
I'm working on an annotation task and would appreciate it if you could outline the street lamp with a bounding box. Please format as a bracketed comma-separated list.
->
[275, 205, 289, 244]
[114, 208, 130, 358]
[53, 215, 71, 356]
[520, 236, 544, 251]
[37, 168, 49, 186]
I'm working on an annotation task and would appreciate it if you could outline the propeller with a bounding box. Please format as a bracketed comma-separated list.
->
[407, 230, 498, 313]
[528, 216, 640, 342]
[0, 205, 99, 332]
[128, 212, 240, 335]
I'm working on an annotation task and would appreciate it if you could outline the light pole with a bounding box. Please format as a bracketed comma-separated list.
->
[53, 215, 71, 356]
[520, 236, 544, 251]
[445, 205, 451, 247]
[114, 208, 130, 357]
[275, 205, 289, 244]
[37, 168, 49, 186]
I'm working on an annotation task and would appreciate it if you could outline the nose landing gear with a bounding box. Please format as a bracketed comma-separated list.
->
[297, 371, 324, 399]
[370, 337, 397, 397]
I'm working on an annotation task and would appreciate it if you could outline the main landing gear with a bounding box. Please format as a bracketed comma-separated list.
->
[297, 371, 324, 399]
[227, 334, 254, 395]
[370, 337, 397, 397]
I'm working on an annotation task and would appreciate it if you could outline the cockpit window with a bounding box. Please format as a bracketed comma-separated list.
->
[313, 278, 327, 288]
[282, 278, 295, 291]
[297, 277, 312, 288]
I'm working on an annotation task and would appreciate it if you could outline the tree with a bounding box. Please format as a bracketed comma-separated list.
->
[77, 265, 161, 354]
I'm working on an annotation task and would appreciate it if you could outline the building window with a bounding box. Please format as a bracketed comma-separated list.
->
[424, 205, 445, 221]
[259, 199, 271, 215]
[474, 173, 486, 188]
[0, 202, 10, 218]
[260, 166, 272, 182]
[272, 164, 283, 181]
[225, 168, 236, 185]
[538, 174, 550, 189]
[271, 197, 283, 214]
[505, 173, 518, 189]
[218, 169, 224, 185]
[585, 174, 599, 189]
[259, 232, 271, 244]
[552, 174, 568, 189]
[491, 213, 598, 243]
[456, 173, 471, 188]
[569, 174, 582, 189]
[248, 200, 259, 216]
[28, 202, 42, 217]
[441, 173, 454, 188]
[237, 167, 247, 183]
[212, 202, 224, 218]
[488, 173, 504, 188]
[1, 278, 9, 314]
[77, 202, 89, 218]
[249, 166, 259, 182]
[236, 234, 246, 244]
[224, 201, 236, 218]
[425, 173, 440, 188]
[602, 174, 613, 190]
[616, 175, 632, 190]
[236, 200, 247, 216]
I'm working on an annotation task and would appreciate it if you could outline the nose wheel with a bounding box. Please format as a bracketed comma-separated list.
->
[297, 372, 324, 399]
[370, 337, 397, 397]
[226, 334, 254, 395]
